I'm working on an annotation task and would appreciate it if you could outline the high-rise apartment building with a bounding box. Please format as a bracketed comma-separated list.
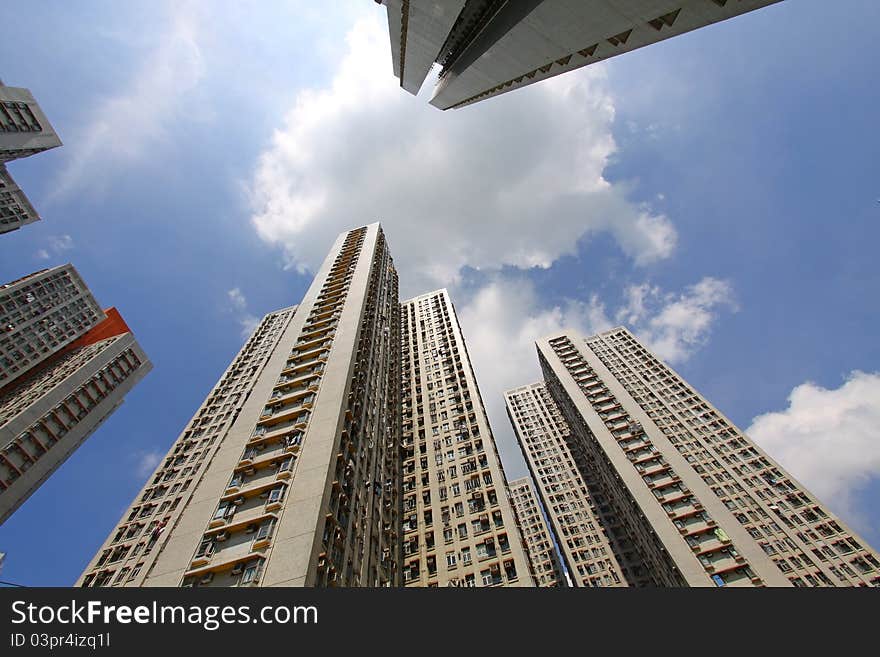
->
[0, 265, 150, 525]
[81, 224, 404, 588]
[1, 164, 39, 235]
[77, 306, 297, 587]
[0, 266, 105, 386]
[0, 83, 62, 234]
[400, 289, 531, 586]
[379, 1, 783, 109]
[80, 226, 533, 587]
[508, 477, 565, 586]
[531, 327, 880, 587]
[506, 382, 630, 587]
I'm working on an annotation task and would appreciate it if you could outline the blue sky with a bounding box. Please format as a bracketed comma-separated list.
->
[1, 0, 878, 586]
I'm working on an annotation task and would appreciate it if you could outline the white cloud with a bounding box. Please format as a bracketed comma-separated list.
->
[618, 277, 738, 364]
[52, 2, 205, 197]
[33, 234, 74, 261]
[747, 371, 880, 534]
[226, 287, 259, 340]
[48, 234, 74, 253]
[135, 451, 162, 478]
[457, 275, 737, 476]
[227, 287, 247, 312]
[248, 14, 676, 296]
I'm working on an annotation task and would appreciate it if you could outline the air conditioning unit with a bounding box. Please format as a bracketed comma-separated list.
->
[231, 563, 244, 575]
[233, 496, 245, 505]
[200, 573, 214, 584]
[215, 531, 228, 542]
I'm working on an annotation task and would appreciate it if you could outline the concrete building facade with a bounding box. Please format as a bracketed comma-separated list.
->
[80, 225, 534, 588]
[508, 476, 565, 586]
[506, 382, 631, 586]
[0, 164, 40, 235]
[77, 306, 296, 587]
[0, 266, 150, 525]
[81, 224, 404, 588]
[400, 289, 532, 586]
[379, 1, 783, 110]
[0, 83, 62, 234]
[533, 327, 880, 586]
[0, 265, 105, 386]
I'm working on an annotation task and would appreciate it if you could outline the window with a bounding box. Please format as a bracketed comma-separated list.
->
[195, 539, 214, 558]
[240, 560, 262, 585]
[256, 519, 275, 541]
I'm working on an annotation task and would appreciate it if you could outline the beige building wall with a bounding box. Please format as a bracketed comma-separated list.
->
[400, 289, 532, 586]
[508, 477, 565, 587]
[581, 327, 880, 587]
[77, 307, 296, 587]
[506, 382, 633, 586]
[537, 328, 880, 587]
[81, 223, 402, 588]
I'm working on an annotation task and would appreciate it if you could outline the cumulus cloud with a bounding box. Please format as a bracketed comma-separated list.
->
[457, 275, 737, 476]
[227, 287, 247, 312]
[135, 451, 163, 478]
[226, 287, 259, 340]
[52, 2, 205, 197]
[747, 371, 880, 533]
[616, 277, 738, 364]
[34, 234, 74, 261]
[48, 234, 74, 253]
[248, 14, 676, 295]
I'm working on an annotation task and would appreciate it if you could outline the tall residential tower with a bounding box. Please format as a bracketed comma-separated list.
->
[81, 224, 404, 587]
[509, 476, 565, 586]
[400, 289, 532, 586]
[528, 327, 880, 586]
[506, 381, 630, 587]
[379, 1, 783, 109]
[0, 83, 62, 234]
[0, 266, 150, 524]
[77, 306, 297, 587]
[80, 226, 532, 587]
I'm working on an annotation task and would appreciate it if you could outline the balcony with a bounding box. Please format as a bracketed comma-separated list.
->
[227, 458, 293, 495]
[281, 355, 328, 379]
[185, 552, 268, 580]
[269, 387, 318, 409]
[256, 404, 310, 429]
[296, 331, 335, 353]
